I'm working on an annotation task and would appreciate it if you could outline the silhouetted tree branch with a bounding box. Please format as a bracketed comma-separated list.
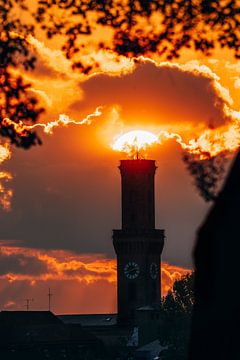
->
[0, 0, 43, 148]
[160, 272, 194, 360]
[36, 0, 239, 71]
[183, 152, 227, 201]
[0, 0, 238, 203]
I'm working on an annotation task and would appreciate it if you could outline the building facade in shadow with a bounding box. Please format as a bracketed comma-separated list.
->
[189, 151, 240, 360]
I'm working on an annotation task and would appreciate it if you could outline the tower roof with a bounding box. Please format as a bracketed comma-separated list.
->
[119, 159, 156, 173]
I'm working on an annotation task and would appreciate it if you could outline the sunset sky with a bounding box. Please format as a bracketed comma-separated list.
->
[0, 2, 239, 314]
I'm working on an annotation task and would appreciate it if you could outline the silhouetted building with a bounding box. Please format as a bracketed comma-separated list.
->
[1, 159, 165, 360]
[59, 159, 165, 358]
[189, 152, 240, 360]
[113, 160, 165, 324]
[0, 311, 104, 359]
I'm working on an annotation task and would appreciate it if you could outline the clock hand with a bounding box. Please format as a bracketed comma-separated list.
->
[128, 268, 138, 274]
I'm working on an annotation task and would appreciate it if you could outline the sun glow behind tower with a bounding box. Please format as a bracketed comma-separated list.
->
[112, 130, 159, 159]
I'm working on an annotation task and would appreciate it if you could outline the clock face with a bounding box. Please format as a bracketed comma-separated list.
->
[150, 262, 158, 279]
[124, 262, 140, 279]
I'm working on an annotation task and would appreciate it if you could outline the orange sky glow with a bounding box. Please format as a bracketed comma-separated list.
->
[0, 2, 239, 314]
[0, 245, 190, 314]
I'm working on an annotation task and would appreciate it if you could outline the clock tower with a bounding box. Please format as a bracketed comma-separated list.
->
[113, 160, 165, 325]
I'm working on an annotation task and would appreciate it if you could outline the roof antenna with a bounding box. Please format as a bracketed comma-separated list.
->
[24, 298, 34, 311]
[48, 288, 53, 312]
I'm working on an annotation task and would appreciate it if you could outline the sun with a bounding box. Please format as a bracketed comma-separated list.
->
[112, 130, 159, 159]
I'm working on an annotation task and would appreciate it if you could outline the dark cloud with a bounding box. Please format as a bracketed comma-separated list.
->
[0, 251, 48, 275]
[1, 60, 231, 267]
[64, 268, 113, 278]
[0, 139, 208, 267]
[71, 60, 231, 131]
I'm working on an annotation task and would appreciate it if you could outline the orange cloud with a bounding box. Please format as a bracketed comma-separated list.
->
[161, 262, 192, 295]
[27, 34, 135, 79]
[0, 144, 12, 211]
[2, 107, 103, 136]
[5, 58, 240, 161]
[0, 245, 190, 313]
[7, 31, 240, 157]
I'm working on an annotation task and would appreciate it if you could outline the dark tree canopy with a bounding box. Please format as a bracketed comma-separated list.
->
[35, 0, 240, 70]
[0, 0, 43, 148]
[160, 272, 194, 360]
[1, 0, 239, 146]
[0, 0, 239, 199]
[183, 152, 227, 201]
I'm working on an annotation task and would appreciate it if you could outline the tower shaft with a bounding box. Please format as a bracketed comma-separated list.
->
[120, 160, 156, 230]
[113, 160, 164, 325]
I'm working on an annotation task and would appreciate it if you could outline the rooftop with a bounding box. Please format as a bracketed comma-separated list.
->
[58, 313, 117, 327]
[0, 311, 62, 327]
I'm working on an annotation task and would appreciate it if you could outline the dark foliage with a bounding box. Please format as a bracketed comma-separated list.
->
[183, 152, 227, 201]
[0, 0, 238, 202]
[0, 0, 43, 148]
[159, 272, 194, 360]
[35, 0, 239, 71]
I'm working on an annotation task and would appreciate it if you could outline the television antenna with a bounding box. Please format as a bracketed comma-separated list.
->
[48, 288, 53, 311]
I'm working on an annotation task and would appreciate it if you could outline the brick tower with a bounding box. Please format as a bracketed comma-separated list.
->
[113, 160, 165, 325]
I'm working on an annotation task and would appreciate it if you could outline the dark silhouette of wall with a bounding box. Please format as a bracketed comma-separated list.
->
[189, 151, 240, 359]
